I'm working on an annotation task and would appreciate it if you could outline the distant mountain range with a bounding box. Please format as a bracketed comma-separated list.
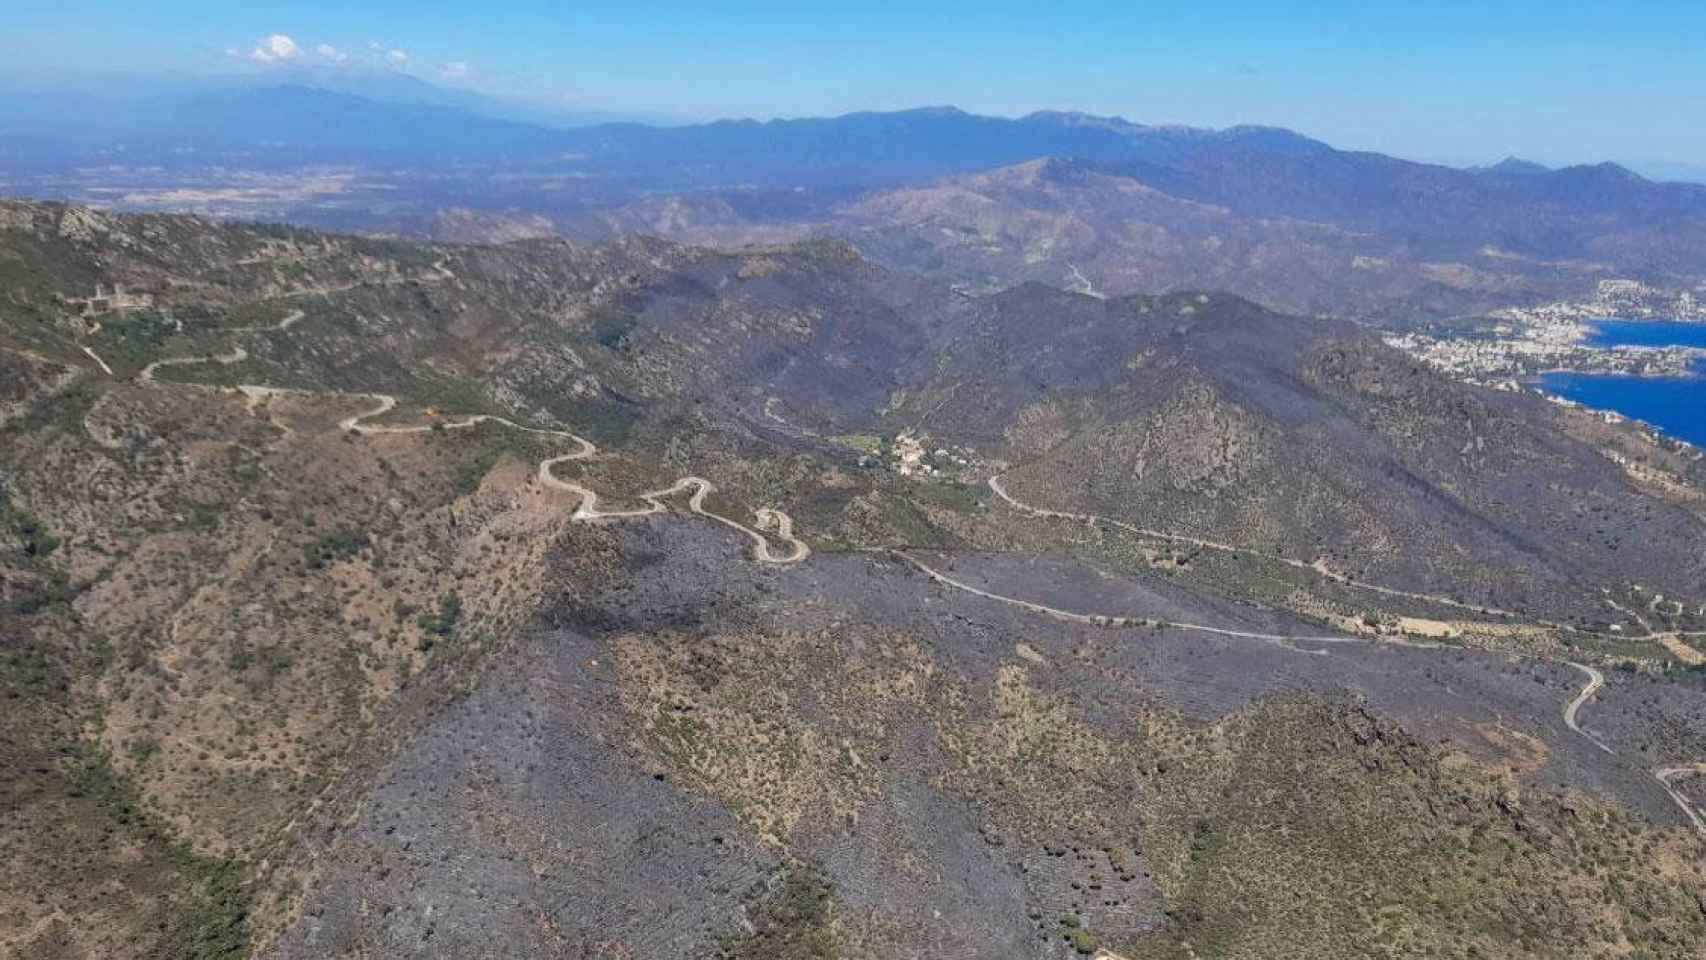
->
[0, 79, 1328, 180]
[5, 79, 1706, 319]
[0, 76, 1686, 188]
[564, 134, 1706, 318]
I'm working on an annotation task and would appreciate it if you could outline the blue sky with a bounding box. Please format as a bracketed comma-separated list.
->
[4, 1, 1704, 165]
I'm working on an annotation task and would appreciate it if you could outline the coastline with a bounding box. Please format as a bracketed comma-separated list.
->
[1389, 284, 1706, 450]
[1525, 369, 1705, 452]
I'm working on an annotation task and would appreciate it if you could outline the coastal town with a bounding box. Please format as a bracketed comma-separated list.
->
[1386, 278, 1706, 382]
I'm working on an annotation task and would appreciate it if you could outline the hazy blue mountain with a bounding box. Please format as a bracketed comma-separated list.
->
[5, 80, 1706, 280]
[1473, 157, 1552, 175]
[0, 83, 1332, 183]
[1085, 146, 1706, 259]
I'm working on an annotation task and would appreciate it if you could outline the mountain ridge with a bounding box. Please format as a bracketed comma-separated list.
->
[9, 87, 1706, 323]
[3, 199, 1705, 959]
[4, 84, 1701, 186]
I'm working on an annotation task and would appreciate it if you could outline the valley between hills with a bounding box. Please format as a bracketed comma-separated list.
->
[3, 199, 1706, 959]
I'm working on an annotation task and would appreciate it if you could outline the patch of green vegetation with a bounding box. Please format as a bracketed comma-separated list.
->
[7, 570, 77, 615]
[88, 311, 177, 369]
[2, 486, 60, 558]
[589, 307, 637, 352]
[453, 441, 502, 492]
[774, 482, 863, 542]
[1, 486, 79, 615]
[1662, 660, 1706, 690]
[1066, 926, 1099, 955]
[424, 419, 561, 498]
[303, 528, 370, 569]
[652, 709, 706, 770]
[714, 866, 839, 960]
[828, 434, 883, 457]
[908, 477, 985, 514]
[146, 859, 251, 960]
[10, 749, 255, 958]
[416, 592, 462, 647]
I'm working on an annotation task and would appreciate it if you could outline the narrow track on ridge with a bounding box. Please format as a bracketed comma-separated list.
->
[119, 309, 808, 565]
[79, 310, 1706, 832]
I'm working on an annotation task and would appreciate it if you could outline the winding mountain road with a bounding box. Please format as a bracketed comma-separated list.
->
[1562, 662, 1613, 754]
[1656, 765, 1706, 834]
[126, 311, 808, 566]
[989, 474, 1542, 623]
[100, 306, 1706, 834]
[137, 345, 248, 384]
[884, 549, 1362, 653]
[898, 543, 1706, 836]
[1562, 662, 1706, 835]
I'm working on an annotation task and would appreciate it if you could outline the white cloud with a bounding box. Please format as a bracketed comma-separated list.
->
[440, 61, 470, 79]
[247, 34, 301, 63]
[367, 40, 409, 67]
[316, 43, 348, 63]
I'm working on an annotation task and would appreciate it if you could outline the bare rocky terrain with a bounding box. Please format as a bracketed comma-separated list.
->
[2, 200, 1704, 960]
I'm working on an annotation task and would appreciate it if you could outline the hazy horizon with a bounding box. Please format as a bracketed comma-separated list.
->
[6, 1, 1706, 171]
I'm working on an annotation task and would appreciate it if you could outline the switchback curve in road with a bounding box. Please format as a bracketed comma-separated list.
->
[1562, 662, 1613, 754]
[1655, 765, 1706, 834]
[101, 308, 1706, 834]
[1564, 662, 1706, 835]
[132, 311, 808, 566]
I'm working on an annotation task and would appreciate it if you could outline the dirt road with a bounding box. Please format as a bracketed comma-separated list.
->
[134, 311, 809, 566]
[991, 474, 1554, 624]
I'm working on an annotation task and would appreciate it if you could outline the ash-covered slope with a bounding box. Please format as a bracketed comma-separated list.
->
[3, 203, 1705, 960]
[266, 520, 1706, 960]
[890, 285, 1706, 624]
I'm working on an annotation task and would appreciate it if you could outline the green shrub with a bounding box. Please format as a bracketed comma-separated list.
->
[2, 491, 60, 558]
[415, 592, 463, 641]
[304, 529, 370, 569]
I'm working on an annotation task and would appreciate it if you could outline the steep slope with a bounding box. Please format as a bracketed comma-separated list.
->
[4, 203, 1705, 959]
[267, 519, 1706, 960]
[0, 203, 921, 957]
[889, 286, 1706, 626]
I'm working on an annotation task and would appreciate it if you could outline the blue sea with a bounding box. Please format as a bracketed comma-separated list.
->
[1539, 320, 1705, 447]
[1582, 320, 1706, 350]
